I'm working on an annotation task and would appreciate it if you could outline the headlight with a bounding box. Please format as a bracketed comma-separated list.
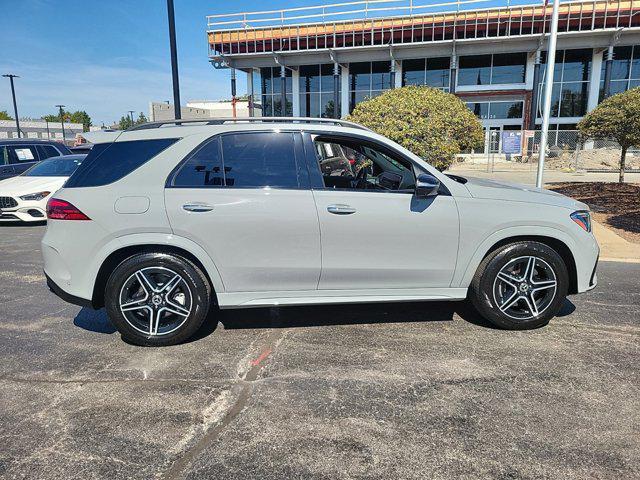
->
[570, 210, 591, 232]
[19, 191, 51, 201]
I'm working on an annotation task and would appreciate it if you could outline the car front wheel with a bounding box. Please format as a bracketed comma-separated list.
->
[470, 241, 569, 330]
[104, 252, 212, 346]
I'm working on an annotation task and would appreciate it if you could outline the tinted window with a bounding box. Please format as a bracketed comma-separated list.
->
[172, 139, 224, 187]
[37, 145, 62, 160]
[7, 145, 38, 163]
[458, 55, 492, 85]
[24, 156, 84, 177]
[66, 138, 178, 188]
[221, 132, 298, 188]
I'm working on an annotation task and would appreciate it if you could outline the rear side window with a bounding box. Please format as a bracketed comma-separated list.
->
[171, 132, 299, 188]
[37, 145, 61, 160]
[66, 138, 178, 188]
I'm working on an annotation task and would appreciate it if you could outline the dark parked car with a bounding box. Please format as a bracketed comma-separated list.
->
[0, 139, 72, 180]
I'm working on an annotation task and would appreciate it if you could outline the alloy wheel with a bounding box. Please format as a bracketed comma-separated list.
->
[492, 256, 557, 320]
[118, 267, 193, 336]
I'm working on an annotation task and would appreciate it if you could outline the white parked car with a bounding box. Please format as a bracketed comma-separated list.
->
[0, 154, 85, 222]
[41, 119, 599, 346]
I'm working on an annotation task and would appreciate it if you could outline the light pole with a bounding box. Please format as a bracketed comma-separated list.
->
[166, 0, 182, 119]
[56, 104, 66, 144]
[2, 74, 21, 138]
[128, 110, 135, 126]
[535, 0, 561, 188]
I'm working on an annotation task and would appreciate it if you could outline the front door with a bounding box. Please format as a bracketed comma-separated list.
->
[308, 135, 459, 290]
[165, 131, 321, 293]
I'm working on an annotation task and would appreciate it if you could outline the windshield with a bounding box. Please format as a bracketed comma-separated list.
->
[24, 156, 85, 177]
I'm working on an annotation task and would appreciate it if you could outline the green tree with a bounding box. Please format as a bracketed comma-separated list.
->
[578, 87, 640, 183]
[347, 86, 484, 171]
[42, 114, 59, 123]
[135, 112, 148, 125]
[118, 115, 133, 130]
[68, 110, 92, 132]
[0, 110, 14, 120]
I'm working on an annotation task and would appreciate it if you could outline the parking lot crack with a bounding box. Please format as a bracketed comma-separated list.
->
[162, 328, 286, 480]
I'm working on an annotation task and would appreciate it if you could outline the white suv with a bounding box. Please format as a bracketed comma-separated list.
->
[42, 118, 599, 346]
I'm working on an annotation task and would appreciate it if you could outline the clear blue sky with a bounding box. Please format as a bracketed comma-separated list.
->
[0, 0, 314, 126]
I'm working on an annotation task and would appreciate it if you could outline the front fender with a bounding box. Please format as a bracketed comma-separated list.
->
[454, 225, 580, 289]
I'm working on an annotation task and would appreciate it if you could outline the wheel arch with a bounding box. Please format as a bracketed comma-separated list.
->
[91, 241, 223, 309]
[458, 229, 579, 295]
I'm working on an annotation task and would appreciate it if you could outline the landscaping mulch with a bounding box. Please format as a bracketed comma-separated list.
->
[548, 182, 640, 244]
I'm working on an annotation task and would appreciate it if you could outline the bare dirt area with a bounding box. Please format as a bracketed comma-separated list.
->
[548, 182, 640, 243]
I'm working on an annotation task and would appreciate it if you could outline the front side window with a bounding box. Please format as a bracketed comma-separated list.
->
[313, 137, 415, 192]
[7, 145, 38, 163]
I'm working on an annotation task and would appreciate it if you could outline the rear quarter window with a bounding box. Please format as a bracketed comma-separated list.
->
[65, 138, 178, 188]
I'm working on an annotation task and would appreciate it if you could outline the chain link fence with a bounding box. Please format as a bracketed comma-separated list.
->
[457, 130, 640, 173]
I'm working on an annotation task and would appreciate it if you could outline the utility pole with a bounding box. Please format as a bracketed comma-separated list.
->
[536, 0, 560, 188]
[166, 0, 181, 119]
[2, 74, 21, 138]
[56, 104, 66, 144]
[128, 110, 136, 126]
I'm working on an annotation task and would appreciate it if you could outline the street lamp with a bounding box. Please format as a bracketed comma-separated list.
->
[2, 74, 21, 138]
[166, 0, 182, 120]
[56, 105, 66, 144]
[535, 0, 561, 188]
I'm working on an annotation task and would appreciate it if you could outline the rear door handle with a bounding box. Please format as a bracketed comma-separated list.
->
[183, 202, 214, 213]
[327, 204, 356, 215]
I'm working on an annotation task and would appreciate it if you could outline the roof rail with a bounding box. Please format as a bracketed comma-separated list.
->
[127, 117, 372, 132]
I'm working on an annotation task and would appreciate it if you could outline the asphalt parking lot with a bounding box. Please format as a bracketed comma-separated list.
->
[0, 224, 638, 479]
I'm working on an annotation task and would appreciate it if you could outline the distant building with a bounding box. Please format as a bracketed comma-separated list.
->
[149, 100, 252, 121]
[0, 120, 84, 146]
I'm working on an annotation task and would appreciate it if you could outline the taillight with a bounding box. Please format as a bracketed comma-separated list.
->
[46, 198, 91, 221]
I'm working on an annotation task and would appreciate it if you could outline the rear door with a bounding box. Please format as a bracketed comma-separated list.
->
[164, 131, 321, 293]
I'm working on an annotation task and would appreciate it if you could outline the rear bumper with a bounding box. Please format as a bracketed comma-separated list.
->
[45, 272, 94, 309]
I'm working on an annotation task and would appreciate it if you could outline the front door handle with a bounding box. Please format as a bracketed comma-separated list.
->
[327, 204, 356, 215]
[183, 202, 214, 213]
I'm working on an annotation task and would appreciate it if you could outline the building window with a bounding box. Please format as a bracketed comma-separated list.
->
[599, 45, 640, 101]
[299, 64, 340, 118]
[458, 52, 527, 86]
[466, 101, 523, 120]
[349, 62, 392, 113]
[538, 49, 591, 118]
[261, 67, 293, 116]
[402, 57, 450, 91]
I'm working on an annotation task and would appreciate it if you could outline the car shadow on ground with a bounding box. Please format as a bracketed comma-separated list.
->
[72, 298, 577, 342]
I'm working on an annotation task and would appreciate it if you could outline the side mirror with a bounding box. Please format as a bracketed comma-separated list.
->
[415, 173, 440, 198]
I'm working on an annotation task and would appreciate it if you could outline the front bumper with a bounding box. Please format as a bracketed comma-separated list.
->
[0, 200, 47, 222]
[45, 272, 94, 309]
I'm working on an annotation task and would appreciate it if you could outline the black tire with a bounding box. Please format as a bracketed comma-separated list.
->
[105, 252, 212, 346]
[469, 241, 569, 330]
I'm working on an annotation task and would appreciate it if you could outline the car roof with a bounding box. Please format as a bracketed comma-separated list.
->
[0, 139, 67, 144]
[82, 118, 373, 144]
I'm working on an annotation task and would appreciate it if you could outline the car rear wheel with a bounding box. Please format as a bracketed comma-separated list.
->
[469, 241, 569, 330]
[105, 252, 212, 346]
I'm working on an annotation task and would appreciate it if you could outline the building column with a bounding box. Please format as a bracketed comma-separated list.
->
[333, 62, 340, 119]
[449, 52, 457, 93]
[528, 49, 542, 130]
[602, 46, 614, 100]
[247, 70, 255, 117]
[588, 49, 604, 113]
[340, 64, 350, 118]
[292, 69, 300, 117]
[394, 60, 402, 88]
[280, 65, 287, 116]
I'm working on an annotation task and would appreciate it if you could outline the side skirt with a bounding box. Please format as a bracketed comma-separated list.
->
[217, 288, 468, 309]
